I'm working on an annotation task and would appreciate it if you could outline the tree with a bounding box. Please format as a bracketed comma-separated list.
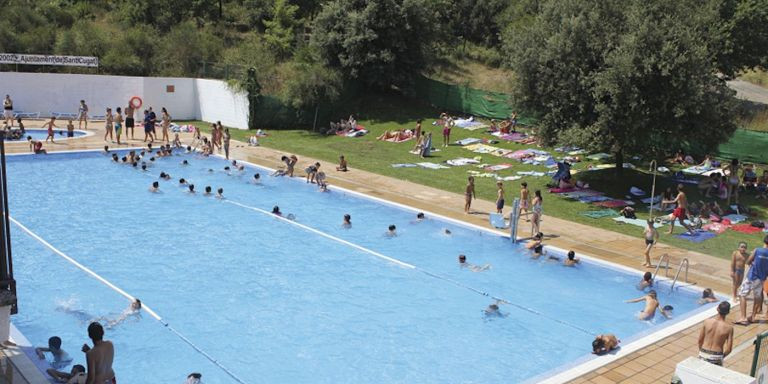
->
[311, 0, 436, 91]
[263, 0, 300, 59]
[508, 0, 738, 174]
[712, 0, 768, 76]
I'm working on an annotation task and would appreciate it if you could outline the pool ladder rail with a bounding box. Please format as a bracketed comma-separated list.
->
[652, 254, 692, 293]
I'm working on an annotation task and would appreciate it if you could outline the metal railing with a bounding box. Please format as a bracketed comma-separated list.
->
[669, 258, 689, 292]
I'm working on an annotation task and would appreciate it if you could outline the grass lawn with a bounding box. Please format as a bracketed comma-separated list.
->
[178, 94, 768, 260]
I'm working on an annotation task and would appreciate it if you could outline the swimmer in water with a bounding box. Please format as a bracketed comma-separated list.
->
[637, 271, 653, 290]
[625, 290, 670, 320]
[252, 173, 261, 184]
[526, 232, 544, 258]
[342, 214, 351, 228]
[592, 334, 620, 355]
[181, 160, 189, 166]
[100, 300, 142, 329]
[111, 154, 119, 162]
[179, 178, 187, 186]
[444, 229, 452, 235]
[386, 224, 397, 237]
[698, 288, 718, 304]
[188, 184, 195, 194]
[149, 181, 160, 193]
[203, 186, 212, 196]
[483, 301, 506, 318]
[564, 250, 580, 267]
[232, 160, 244, 171]
[458, 254, 491, 272]
[159, 172, 171, 180]
[272, 206, 282, 216]
[216, 188, 224, 199]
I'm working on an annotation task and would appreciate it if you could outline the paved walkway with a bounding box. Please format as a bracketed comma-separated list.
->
[4, 122, 767, 383]
[728, 79, 768, 105]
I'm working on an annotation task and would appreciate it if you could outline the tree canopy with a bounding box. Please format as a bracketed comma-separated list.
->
[508, 0, 743, 171]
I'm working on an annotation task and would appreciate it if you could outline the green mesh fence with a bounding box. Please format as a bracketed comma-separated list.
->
[718, 129, 768, 165]
[413, 76, 536, 125]
[751, 331, 768, 379]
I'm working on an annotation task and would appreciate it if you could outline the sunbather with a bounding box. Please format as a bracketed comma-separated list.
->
[758, 170, 768, 199]
[377, 129, 412, 142]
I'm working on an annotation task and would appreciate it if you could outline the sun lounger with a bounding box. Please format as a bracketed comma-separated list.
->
[51, 112, 78, 119]
[13, 111, 39, 119]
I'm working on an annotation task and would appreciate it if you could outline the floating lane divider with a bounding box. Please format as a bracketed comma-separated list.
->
[224, 200, 597, 336]
[9, 216, 249, 384]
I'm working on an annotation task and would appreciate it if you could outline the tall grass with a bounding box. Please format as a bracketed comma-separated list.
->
[740, 69, 768, 88]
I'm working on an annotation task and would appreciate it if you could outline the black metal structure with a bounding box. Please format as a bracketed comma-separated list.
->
[0, 132, 17, 314]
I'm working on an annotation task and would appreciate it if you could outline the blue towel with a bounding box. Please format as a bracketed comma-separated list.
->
[578, 195, 612, 203]
[676, 231, 716, 243]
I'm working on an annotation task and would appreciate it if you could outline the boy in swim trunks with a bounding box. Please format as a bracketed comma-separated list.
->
[27, 136, 46, 154]
[495, 181, 505, 214]
[731, 242, 748, 300]
[625, 290, 670, 320]
[642, 219, 658, 267]
[464, 176, 475, 214]
[519, 182, 530, 220]
[662, 184, 695, 235]
[82, 322, 115, 384]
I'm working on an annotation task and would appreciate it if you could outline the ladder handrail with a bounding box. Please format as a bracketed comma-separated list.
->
[653, 253, 670, 280]
[670, 258, 690, 292]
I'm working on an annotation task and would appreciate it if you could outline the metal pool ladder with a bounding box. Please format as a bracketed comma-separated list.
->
[652, 254, 690, 292]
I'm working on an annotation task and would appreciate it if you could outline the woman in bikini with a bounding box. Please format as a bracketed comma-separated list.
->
[724, 158, 741, 206]
[731, 242, 748, 300]
[161, 107, 171, 143]
[531, 190, 543, 235]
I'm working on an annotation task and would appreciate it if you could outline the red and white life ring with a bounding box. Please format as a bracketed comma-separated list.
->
[129, 96, 143, 109]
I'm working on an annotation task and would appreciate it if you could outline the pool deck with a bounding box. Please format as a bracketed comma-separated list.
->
[4, 123, 768, 383]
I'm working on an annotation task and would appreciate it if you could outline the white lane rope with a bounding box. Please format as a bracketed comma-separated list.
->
[9, 216, 249, 384]
[224, 200, 597, 336]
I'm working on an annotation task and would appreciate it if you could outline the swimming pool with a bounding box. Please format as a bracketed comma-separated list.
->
[3, 128, 88, 141]
[7, 149, 717, 383]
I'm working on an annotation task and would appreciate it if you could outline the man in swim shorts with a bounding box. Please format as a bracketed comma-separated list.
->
[626, 290, 669, 320]
[736, 235, 768, 325]
[82, 322, 115, 384]
[698, 302, 733, 366]
[662, 184, 695, 235]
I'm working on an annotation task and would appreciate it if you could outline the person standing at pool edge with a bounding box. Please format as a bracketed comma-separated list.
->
[642, 219, 658, 267]
[114, 107, 123, 145]
[78, 100, 88, 130]
[531, 190, 543, 235]
[125, 103, 134, 140]
[464, 176, 475, 214]
[223, 127, 231, 160]
[3, 95, 13, 127]
[82, 322, 115, 384]
[736, 235, 768, 325]
[495, 181, 505, 214]
[698, 301, 733, 366]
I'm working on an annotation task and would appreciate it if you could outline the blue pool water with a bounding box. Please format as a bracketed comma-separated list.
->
[6, 150, 715, 383]
[4, 128, 87, 141]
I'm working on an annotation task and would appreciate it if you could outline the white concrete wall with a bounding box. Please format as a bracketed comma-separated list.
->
[0, 72, 249, 129]
[194, 79, 249, 129]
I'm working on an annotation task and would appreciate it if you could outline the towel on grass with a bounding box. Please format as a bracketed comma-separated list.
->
[549, 187, 577, 194]
[455, 138, 483, 146]
[702, 222, 730, 234]
[682, 165, 712, 175]
[391, 163, 417, 168]
[416, 162, 449, 169]
[496, 176, 522, 181]
[614, 216, 664, 228]
[595, 200, 632, 208]
[561, 191, 603, 199]
[676, 231, 716, 243]
[485, 164, 513, 171]
[586, 153, 612, 160]
[723, 214, 748, 224]
[640, 196, 662, 204]
[446, 158, 480, 166]
[517, 171, 546, 177]
[580, 209, 617, 219]
[491, 132, 527, 141]
[732, 224, 764, 234]
[579, 195, 613, 203]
